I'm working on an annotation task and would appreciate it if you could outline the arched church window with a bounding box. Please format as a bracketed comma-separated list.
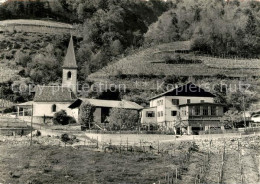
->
[67, 71, 72, 79]
[52, 104, 57, 112]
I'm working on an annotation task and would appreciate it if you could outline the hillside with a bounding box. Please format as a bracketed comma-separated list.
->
[0, 30, 72, 83]
[85, 41, 260, 110]
[0, 19, 75, 35]
[89, 41, 260, 82]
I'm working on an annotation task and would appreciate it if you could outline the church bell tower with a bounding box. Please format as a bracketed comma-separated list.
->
[62, 36, 78, 94]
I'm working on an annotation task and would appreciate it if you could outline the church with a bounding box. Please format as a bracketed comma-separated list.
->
[17, 36, 79, 124]
[17, 37, 143, 124]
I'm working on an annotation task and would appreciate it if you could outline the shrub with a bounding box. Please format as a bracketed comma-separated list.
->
[36, 130, 41, 137]
[61, 133, 70, 147]
[106, 108, 140, 131]
[53, 110, 70, 125]
[189, 142, 199, 152]
[60, 133, 77, 147]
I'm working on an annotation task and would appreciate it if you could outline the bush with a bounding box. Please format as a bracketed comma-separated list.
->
[60, 133, 77, 147]
[53, 110, 68, 125]
[53, 110, 76, 125]
[189, 142, 199, 152]
[106, 108, 140, 131]
[36, 130, 41, 137]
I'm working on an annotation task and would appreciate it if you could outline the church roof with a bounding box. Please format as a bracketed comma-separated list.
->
[63, 36, 77, 69]
[150, 83, 216, 100]
[69, 98, 143, 110]
[34, 86, 77, 102]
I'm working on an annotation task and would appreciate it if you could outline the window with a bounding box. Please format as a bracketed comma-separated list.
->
[52, 104, 57, 112]
[157, 99, 163, 106]
[200, 100, 205, 103]
[195, 106, 200, 115]
[146, 111, 155, 117]
[172, 99, 179, 105]
[188, 107, 193, 116]
[187, 99, 191, 104]
[211, 106, 216, 116]
[161, 111, 163, 117]
[203, 106, 208, 115]
[158, 112, 160, 117]
[171, 111, 177, 116]
[67, 71, 72, 79]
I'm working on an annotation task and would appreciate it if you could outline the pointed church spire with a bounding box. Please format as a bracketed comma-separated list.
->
[63, 36, 78, 69]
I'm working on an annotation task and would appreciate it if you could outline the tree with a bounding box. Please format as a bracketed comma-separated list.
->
[53, 110, 69, 125]
[110, 40, 123, 56]
[79, 102, 96, 129]
[106, 107, 140, 131]
[144, 10, 179, 44]
[221, 108, 243, 129]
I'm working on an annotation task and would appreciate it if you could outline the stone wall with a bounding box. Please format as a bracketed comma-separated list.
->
[0, 128, 31, 136]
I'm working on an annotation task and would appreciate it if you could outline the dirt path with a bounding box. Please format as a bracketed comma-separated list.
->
[222, 151, 241, 184]
[204, 152, 222, 183]
[181, 152, 204, 184]
[241, 148, 259, 184]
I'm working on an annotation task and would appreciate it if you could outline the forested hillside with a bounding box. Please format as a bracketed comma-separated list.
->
[0, 0, 170, 83]
[0, 0, 259, 108]
[145, 0, 260, 58]
[1, 0, 259, 84]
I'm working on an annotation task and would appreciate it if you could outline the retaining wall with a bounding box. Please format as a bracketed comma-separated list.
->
[85, 133, 176, 145]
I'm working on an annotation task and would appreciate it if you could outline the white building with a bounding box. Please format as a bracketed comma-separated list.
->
[17, 36, 78, 124]
[17, 36, 143, 125]
[141, 83, 225, 134]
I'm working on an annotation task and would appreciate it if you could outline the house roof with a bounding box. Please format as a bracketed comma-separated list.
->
[63, 36, 77, 69]
[69, 98, 143, 110]
[33, 86, 77, 102]
[16, 101, 34, 107]
[150, 83, 215, 100]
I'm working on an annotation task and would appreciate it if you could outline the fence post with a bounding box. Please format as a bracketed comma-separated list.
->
[158, 140, 160, 154]
[96, 136, 98, 149]
[120, 139, 122, 153]
[176, 168, 178, 184]
[168, 173, 170, 184]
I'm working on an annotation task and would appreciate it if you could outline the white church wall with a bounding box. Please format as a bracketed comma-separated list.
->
[33, 102, 74, 117]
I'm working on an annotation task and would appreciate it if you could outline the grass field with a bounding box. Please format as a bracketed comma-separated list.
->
[0, 134, 259, 184]
[0, 19, 74, 29]
[0, 136, 198, 184]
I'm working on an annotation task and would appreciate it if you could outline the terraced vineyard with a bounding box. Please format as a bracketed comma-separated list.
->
[89, 41, 260, 81]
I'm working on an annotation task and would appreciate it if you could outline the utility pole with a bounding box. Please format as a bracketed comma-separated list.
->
[30, 103, 33, 146]
[242, 95, 246, 128]
[241, 68, 247, 128]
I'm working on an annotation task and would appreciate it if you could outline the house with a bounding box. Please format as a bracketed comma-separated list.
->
[141, 83, 225, 134]
[68, 98, 143, 125]
[17, 36, 78, 124]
